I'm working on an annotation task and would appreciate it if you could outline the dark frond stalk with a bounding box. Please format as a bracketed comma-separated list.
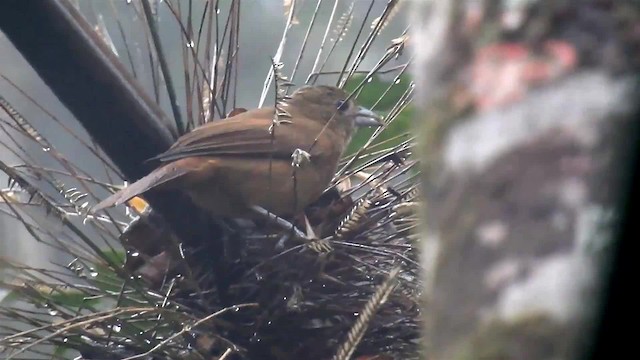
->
[207, 0, 220, 119]
[107, 0, 138, 78]
[336, 0, 375, 88]
[231, 0, 241, 110]
[208, 0, 239, 116]
[141, 0, 185, 134]
[332, 266, 401, 360]
[370, 0, 406, 32]
[176, 0, 195, 129]
[189, 1, 212, 125]
[313, 2, 355, 87]
[289, 0, 324, 86]
[221, 0, 240, 111]
[164, 0, 224, 123]
[258, 0, 298, 107]
[306, 0, 341, 85]
[369, 56, 412, 110]
[341, 0, 402, 84]
[128, 0, 163, 106]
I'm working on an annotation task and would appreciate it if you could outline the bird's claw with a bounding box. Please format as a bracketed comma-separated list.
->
[251, 206, 332, 253]
[302, 215, 332, 253]
[306, 238, 332, 254]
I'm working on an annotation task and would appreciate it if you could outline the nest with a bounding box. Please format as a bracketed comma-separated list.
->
[117, 176, 421, 359]
[1, 164, 421, 359]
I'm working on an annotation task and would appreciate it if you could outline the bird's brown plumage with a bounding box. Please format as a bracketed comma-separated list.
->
[93, 85, 379, 218]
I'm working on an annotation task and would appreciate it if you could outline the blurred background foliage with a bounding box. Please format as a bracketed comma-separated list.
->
[344, 73, 413, 155]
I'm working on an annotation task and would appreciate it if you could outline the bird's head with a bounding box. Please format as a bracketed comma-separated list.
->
[286, 85, 382, 140]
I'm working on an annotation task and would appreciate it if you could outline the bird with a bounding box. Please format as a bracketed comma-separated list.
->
[92, 85, 381, 219]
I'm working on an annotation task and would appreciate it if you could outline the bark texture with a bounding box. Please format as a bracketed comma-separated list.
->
[412, 1, 639, 359]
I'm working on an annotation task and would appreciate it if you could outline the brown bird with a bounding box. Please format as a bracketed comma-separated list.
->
[93, 85, 381, 219]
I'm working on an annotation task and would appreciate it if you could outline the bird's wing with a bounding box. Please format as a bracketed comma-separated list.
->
[92, 158, 200, 212]
[151, 108, 331, 163]
[92, 109, 338, 212]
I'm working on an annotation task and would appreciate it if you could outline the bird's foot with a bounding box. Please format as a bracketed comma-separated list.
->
[250, 205, 306, 240]
[300, 215, 333, 253]
[251, 206, 333, 252]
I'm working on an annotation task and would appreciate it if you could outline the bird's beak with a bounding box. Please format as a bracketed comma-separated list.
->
[354, 107, 383, 127]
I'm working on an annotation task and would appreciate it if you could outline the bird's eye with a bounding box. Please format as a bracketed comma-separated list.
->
[336, 100, 349, 112]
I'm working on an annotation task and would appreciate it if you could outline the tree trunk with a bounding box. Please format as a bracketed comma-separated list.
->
[412, 1, 638, 359]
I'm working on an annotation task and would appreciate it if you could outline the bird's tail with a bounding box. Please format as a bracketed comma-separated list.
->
[92, 164, 189, 213]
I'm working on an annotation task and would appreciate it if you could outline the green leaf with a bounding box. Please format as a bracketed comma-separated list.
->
[90, 249, 127, 294]
[0, 287, 19, 305]
[344, 73, 412, 111]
